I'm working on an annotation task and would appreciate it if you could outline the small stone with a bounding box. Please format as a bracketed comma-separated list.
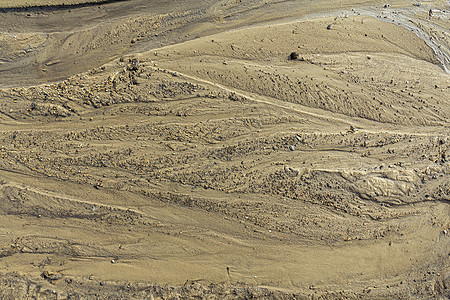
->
[289, 145, 295, 151]
[111, 259, 115, 264]
[289, 51, 299, 60]
[128, 58, 140, 71]
[327, 24, 332, 30]
[42, 271, 62, 281]
[20, 246, 34, 253]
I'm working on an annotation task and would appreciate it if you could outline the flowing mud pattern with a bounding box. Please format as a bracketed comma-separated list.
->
[0, 0, 449, 299]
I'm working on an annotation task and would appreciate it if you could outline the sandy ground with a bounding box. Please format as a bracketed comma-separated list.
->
[0, 0, 449, 299]
[0, 0, 115, 8]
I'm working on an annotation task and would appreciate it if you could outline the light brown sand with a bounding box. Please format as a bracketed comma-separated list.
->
[0, 0, 449, 298]
[0, 0, 114, 8]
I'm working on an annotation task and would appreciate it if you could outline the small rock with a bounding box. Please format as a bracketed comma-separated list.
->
[289, 51, 299, 60]
[20, 246, 34, 253]
[111, 259, 115, 264]
[42, 271, 62, 281]
[128, 58, 140, 71]
[289, 145, 295, 151]
[327, 24, 332, 30]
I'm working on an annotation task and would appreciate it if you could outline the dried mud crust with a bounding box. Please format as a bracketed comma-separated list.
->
[0, 263, 449, 299]
[0, 273, 293, 299]
[0, 1, 449, 299]
[0, 52, 448, 298]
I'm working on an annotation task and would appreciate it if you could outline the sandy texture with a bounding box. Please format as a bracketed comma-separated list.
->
[0, 0, 449, 299]
[0, 0, 117, 8]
